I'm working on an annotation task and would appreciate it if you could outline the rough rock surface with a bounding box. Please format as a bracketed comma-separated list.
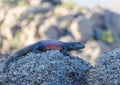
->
[0, 50, 92, 85]
[1, 1, 120, 76]
[87, 48, 120, 85]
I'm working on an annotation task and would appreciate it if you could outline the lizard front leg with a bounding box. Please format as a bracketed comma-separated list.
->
[60, 47, 70, 56]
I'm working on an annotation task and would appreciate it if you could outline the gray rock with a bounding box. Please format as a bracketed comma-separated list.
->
[90, 12, 104, 27]
[69, 11, 105, 42]
[104, 10, 120, 42]
[20, 6, 53, 21]
[39, 25, 64, 39]
[1, 7, 27, 39]
[57, 14, 74, 29]
[87, 48, 120, 85]
[0, 50, 92, 85]
[38, 16, 66, 39]
[69, 16, 94, 42]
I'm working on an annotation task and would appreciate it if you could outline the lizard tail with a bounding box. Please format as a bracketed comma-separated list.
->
[64, 42, 85, 51]
[3, 56, 14, 73]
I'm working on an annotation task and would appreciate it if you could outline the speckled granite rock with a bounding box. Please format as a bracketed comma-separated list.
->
[0, 50, 91, 85]
[87, 48, 120, 85]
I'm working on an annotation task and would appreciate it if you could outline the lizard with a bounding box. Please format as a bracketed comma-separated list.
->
[3, 39, 85, 72]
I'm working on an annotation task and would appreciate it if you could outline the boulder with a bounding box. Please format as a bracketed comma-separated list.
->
[1, 7, 27, 39]
[20, 6, 53, 21]
[0, 50, 92, 85]
[104, 10, 120, 42]
[38, 16, 65, 39]
[69, 10, 106, 42]
[87, 48, 120, 85]
[57, 14, 75, 29]
[69, 16, 94, 42]
[39, 25, 64, 39]
[20, 22, 38, 45]
[90, 12, 104, 27]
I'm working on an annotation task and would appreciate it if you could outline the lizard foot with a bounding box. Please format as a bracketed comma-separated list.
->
[61, 50, 71, 56]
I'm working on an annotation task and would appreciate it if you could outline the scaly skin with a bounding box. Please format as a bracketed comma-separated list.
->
[3, 40, 85, 72]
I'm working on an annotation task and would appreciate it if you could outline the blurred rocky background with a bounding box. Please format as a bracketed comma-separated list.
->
[0, 0, 120, 65]
[87, 48, 120, 85]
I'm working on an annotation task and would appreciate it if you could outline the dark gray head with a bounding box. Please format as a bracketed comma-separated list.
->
[65, 42, 85, 51]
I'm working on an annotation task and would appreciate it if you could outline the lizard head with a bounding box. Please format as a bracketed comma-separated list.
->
[65, 42, 85, 51]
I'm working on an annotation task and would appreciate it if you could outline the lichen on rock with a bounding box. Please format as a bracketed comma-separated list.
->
[0, 50, 91, 85]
